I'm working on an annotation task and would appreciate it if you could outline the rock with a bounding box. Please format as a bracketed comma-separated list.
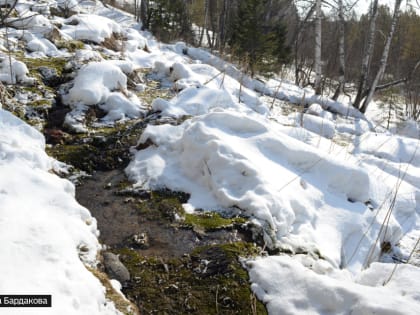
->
[102, 252, 130, 284]
[38, 66, 60, 86]
[131, 232, 150, 249]
[44, 128, 69, 145]
[45, 27, 62, 44]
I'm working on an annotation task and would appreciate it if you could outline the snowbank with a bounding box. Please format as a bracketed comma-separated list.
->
[61, 14, 122, 44]
[184, 45, 364, 120]
[151, 86, 237, 117]
[0, 56, 34, 85]
[25, 33, 61, 57]
[0, 109, 120, 314]
[66, 61, 126, 105]
[64, 61, 145, 123]
[354, 132, 420, 167]
[126, 110, 380, 258]
[151, 59, 268, 114]
[288, 113, 336, 139]
[307, 103, 334, 120]
[248, 255, 420, 315]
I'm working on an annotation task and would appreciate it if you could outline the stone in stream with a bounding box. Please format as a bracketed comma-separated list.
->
[102, 252, 130, 285]
[38, 66, 60, 86]
[131, 232, 150, 249]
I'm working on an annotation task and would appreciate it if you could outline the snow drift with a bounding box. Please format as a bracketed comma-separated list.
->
[126, 110, 379, 259]
[0, 109, 120, 314]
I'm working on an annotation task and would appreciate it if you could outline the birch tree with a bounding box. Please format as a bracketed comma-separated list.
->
[314, 0, 322, 94]
[292, 1, 315, 85]
[359, 0, 403, 113]
[353, 0, 379, 110]
[332, 0, 345, 100]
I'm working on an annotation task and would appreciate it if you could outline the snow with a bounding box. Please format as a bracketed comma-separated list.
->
[354, 132, 420, 167]
[307, 103, 334, 120]
[288, 113, 336, 139]
[150, 59, 268, 114]
[7, 12, 52, 30]
[0, 55, 35, 85]
[248, 255, 420, 315]
[63, 60, 146, 124]
[127, 110, 377, 250]
[61, 14, 122, 44]
[66, 61, 125, 105]
[151, 86, 237, 117]
[123, 17, 419, 314]
[25, 34, 60, 57]
[100, 92, 143, 121]
[0, 109, 120, 314]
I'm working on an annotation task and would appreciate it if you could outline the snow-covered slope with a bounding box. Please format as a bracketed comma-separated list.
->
[118, 7, 419, 315]
[0, 109, 120, 314]
[0, 0, 419, 314]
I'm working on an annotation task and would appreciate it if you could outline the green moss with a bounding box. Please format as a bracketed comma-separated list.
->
[29, 99, 53, 108]
[135, 194, 185, 222]
[21, 85, 43, 94]
[183, 212, 247, 232]
[137, 86, 174, 106]
[55, 39, 85, 52]
[114, 243, 267, 315]
[47, 144, 99, 172]
[191, 242, 261, 259]
[22, 56, 68, 77]
[46, 119, 146, 172]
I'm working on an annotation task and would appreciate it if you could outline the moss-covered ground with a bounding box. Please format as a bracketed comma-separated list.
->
[115, 242, 267, 315]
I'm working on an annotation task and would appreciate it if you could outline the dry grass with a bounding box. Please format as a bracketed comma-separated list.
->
[88, 266, 139, 315]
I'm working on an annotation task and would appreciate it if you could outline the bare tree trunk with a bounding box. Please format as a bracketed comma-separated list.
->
[140, 0, 149, 29]
[333, 0, 345, 100]
[314, 0, 322, 95]
[198, 0, 209, 46]
[208, 0, 217, 49]
[218, 0, 228, 52]
[360, 0, 403, 113]
[353, 0, 379, 109]
[293, 3, 316, 86]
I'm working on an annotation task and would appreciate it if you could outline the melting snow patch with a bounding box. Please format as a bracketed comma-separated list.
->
[288, 113, 336, 139]
[126, 110, 375, 254]
[63, 61, 145, 124]
[62, 14, 122, 44]
[248, 255, 420, 315]
[0, 55, 35, 85]
[0, 109, 120, 314]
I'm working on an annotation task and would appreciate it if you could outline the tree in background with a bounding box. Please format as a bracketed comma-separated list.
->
[105, 0, 418, 115]
[229, 0, 290, 76]
[332, 0, 346, 100]
[359, 0, 403, 113]
[314, 0, 322, 95]
[145, 0, 194, 43]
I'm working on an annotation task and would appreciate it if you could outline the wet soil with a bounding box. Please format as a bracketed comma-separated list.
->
[76, 168, 267, 315]
[76, 169, 246, 258]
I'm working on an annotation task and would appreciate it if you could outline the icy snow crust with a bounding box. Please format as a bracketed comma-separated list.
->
[0, 110, 119, 314]
[1, 0, 419, 314]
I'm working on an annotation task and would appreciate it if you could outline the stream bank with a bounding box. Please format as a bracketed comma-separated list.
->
[46, 108, 268, 314]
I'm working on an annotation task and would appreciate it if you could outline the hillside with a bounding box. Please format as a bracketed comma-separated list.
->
[0, 1, 419, 314]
